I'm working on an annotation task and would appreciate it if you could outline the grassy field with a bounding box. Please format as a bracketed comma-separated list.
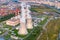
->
[30, 5, 56, 14]
[38, 18, 60, 40]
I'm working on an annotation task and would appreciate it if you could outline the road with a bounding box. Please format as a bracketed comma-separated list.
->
[37, 17, 53, 40]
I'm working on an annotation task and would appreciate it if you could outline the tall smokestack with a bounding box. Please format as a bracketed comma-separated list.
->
[26, 5, 33, 29]
[18, 2, 28, 35]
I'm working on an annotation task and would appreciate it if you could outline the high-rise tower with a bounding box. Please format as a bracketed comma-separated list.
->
[18, 2, 28, 35]
[26, 5, 33, 29]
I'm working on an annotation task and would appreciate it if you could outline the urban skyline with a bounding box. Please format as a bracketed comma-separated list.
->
[0, 0, 60, 40]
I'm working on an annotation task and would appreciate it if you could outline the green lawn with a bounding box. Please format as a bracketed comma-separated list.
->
[0, 29, 6, 35]
[38, 16, 48, 25]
